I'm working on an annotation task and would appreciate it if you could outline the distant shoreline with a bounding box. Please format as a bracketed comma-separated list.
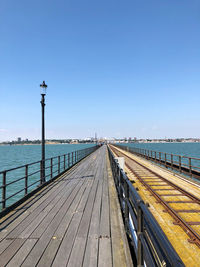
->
[0, 142, 94, 146]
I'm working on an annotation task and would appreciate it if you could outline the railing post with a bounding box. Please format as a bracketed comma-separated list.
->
[151, 150, 152, 159]
[51, 158, 53, 179]
[117, 165, 121, 193]
[58, 156, 60, 174]
[189, 158, 192, 177]
[137, 201, 144, 267]
[155, 151, 157, 162]
[165, 153, 167, 167]
[119, 169, 123, 208]
[64, 154, 66, 170]
[72, 152, 74, 165]
[171, 154, 173, 169]
[2, 171, 6, 209]
[179, 156, 182, 173]
[25, 165, 28, 195]
[68, 153, 70, 167]
[40, 161, 43, 184]
[159, 152, 161, 164]
[124, 180, 129, 232]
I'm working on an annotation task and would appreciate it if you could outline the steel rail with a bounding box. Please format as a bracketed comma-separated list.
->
[111, 145, 200, 248]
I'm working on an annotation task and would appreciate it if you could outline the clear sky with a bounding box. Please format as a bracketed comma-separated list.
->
[0, 0, 200, 141]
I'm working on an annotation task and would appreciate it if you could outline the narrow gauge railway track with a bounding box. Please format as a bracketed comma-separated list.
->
[110, 145, 200, 248]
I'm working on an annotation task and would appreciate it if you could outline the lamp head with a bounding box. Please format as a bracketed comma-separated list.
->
[40, 81, 47, 95]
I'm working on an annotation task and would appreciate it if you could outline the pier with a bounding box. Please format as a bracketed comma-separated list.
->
[0, 146, 132, 266]
[1, 144, 200, 266]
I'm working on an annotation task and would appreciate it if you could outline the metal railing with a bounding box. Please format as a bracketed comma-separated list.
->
[108, 146, 184, 267]
[115, 145, 200, 180]
[0, 145, 98, 212]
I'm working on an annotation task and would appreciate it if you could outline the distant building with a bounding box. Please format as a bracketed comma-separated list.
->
[17, 137, 21, 142]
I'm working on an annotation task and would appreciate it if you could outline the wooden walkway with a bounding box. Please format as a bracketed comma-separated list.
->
[0, 146, 132, 267]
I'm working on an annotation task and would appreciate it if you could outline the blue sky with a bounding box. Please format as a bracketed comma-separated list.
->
[0, 0, 200, 141]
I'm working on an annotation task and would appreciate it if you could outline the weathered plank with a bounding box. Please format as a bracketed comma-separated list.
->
[51, 212, 83, 267]
[6, 239, 37, 267]
[37, 179, 92, 266]
[21, 180, 85, 266]
[82, 237, 98, 267]
[98, 238, 112, 267]
[0, 239, 24, 266]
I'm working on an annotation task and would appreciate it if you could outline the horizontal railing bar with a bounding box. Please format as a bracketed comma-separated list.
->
[1, 145, 98, 212]
[0, 160, 41, 174]
[0, 147, 95, 174]
[27, 179, 41, 189]
[28, 170, 41, 177]
[5, 187, 25, 201]
[5, 176, 26, 186]
[117, 145, 200, 179]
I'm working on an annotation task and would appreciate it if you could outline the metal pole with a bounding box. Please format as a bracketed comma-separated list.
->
[41, 93, 45, 183]
[137, 201, 144, 267]
[25, 165, 28, 195]
[2, 171, 6, 209]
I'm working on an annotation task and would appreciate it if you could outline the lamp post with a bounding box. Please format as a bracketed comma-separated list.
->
[40, 81, 47, 183]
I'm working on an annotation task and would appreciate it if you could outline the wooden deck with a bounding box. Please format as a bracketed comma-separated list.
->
[0, 145, 132, 266]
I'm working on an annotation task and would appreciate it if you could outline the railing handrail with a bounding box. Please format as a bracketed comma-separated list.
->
[0, 145, 99, 212]
[108, 146, 184, 266]
[115, 144, 200, 180]
[126, 146, 200, 160]
[0, 145, 96, 174]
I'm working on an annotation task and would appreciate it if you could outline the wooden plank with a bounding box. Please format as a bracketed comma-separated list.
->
[88, 178, 103, 238]
[32, 157, 95, 240]
[5, 156, 92, 240]
[0, 239, 24, 266]
[51, 150, 103, 266]
[28, 179, 80, 239]
[67, 237, 86, 267]
[6, 179, 72, 239]
[21, 180, 85, 266]
[98, 238, 112, 267]
[36, 237, 61, 267]
[0, 179, 68, 239]
[99, 163, 111, 238]
[76, 180, 98, 238]
[6, 239, 37, 267]
[51, 212, 83, 266]
[82, 237, 98, 267]
[0, 150, 92, 239]
[71, 147, 105, 266]
[37, 178, 91, 266]
[20, 153, 97, 266]
[0, 239, 13, 255]
[76, 149, 104, 239]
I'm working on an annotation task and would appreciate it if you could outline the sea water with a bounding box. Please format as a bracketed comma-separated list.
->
[0, 143, 95, 209]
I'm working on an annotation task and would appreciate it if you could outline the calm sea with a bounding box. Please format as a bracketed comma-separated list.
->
[1, 142, 200, 210]
[119, 142, 200, 183]
[0, 143, 94, 173]
[119, 142, 200, 158]
[0, 143, 95, 209]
